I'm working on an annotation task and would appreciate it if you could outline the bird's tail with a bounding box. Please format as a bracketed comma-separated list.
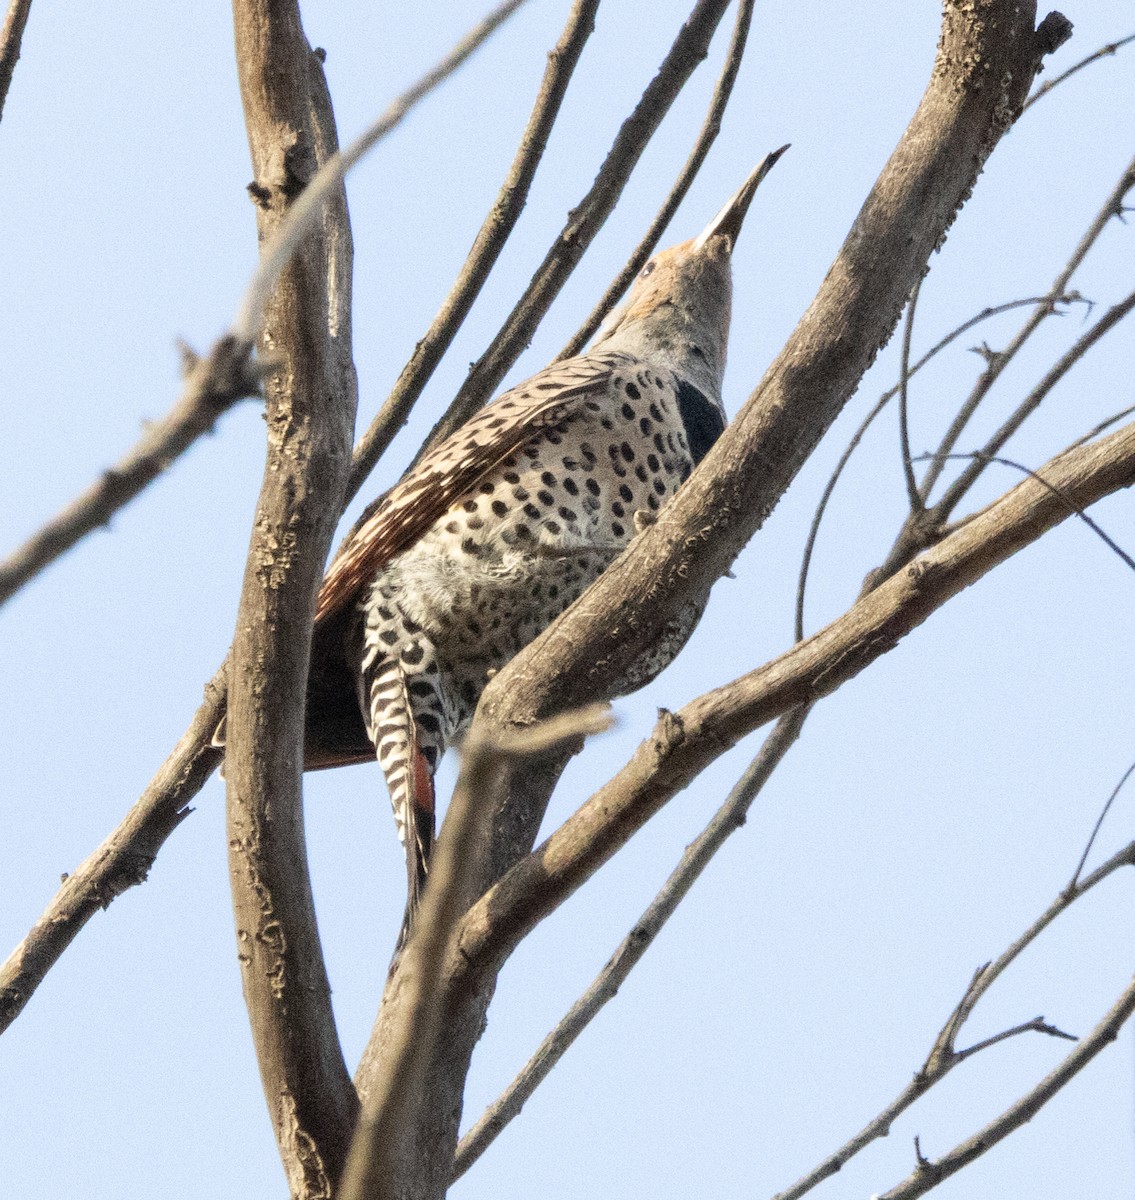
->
[366, 662, 436, 946]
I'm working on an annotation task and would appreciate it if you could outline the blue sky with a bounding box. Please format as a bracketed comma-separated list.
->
[1, 2, 1133, 1197]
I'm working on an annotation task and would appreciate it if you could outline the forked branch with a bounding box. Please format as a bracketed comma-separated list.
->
[772, 833, 1135, 1200]
[454, 420, 1135, 986]
[0, 0, 537, 1043]
[343, 708, 611, 1200]
[357, 11, 1074, 1192]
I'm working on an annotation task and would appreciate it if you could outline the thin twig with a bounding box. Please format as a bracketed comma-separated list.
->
[556, 0, 755, 360]
[414, 0, 735, 453]
[954, 1017, 1077, 1062]
[877, 975, 1135, 1199]
[794, 292, 1085, 641]
[234, 0, 532, 344]
[1068, 758, 1135, 890]
[898, 278, 924, 511]
[345, 0, 598, 504]
[930, 287, 1135, 519]
[942, 840, 1135, 1054]
[919, 154, 1135, 503]
[341, 707, 611, 1200]
[0, 338, 261, 607]
[771, 834, 1135, 1200]
[453, 706, 807, 1180]
[1064, 403, 1135, 453]
[916, 450, 1135, 574]
[0, 0, 32, 121]
[1022, 32, 1135, 113]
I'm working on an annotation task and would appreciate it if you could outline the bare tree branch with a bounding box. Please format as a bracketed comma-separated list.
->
[225, 3, 359, 1192]
[0, 338, 261, 608]
[878, 974, 1135, 1199]
[453, 706, 806, 1180]
[355, 10, 1072, 1193]
[930, 285, 1135, 517]
[0, 0, 32, 122]
[557, 0, 756, 360]
[898, 278, 924, 511]
[771, 834, 1135, 1200]
[343, 707, 611, 1200]
[346, 0, 598, 503]
[1069, 757, 1135, 889]
[417, 0, 737, 452]
[454, 420, 1135, 984]
[794, 291, 1086, 641]
[918, 152, 1135, 502]
[236, 0, 532, 350]
[0, 664, 227, 1035]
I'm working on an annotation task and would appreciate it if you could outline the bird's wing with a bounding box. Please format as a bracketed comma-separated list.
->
[314, 350, 634, 623]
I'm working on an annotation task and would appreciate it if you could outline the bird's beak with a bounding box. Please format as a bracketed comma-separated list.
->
[692, 144, 789, 253]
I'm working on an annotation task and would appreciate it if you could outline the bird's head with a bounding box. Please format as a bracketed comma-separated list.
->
[595, 145, 787, 410]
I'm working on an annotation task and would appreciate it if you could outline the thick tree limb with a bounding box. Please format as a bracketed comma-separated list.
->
[0, 0, 530, 1038]
[236, 0, 530, 353]
[452, 420, 1135, 981]
[355, 8, 1073, 1193]
[453, 705, 807, 1179]
[342, 708, 610, 1200]
[225, 3, 359, 1194]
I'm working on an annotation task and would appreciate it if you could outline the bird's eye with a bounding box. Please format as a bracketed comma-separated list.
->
[640, 261, 656, 278]
[690, 344, 706, 360]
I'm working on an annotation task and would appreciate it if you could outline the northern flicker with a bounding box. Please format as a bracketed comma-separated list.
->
[302, 147, 786, 930]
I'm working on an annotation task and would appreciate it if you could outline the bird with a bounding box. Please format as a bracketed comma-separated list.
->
[300, 147, 787, 935]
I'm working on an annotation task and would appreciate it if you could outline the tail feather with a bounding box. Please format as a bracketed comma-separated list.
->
[367, 662, 436, 945]
[398, 748, 435, 949]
